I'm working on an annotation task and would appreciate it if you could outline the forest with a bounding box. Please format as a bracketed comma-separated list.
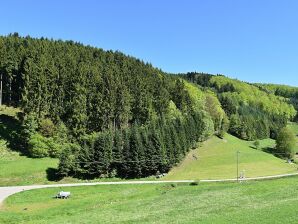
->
[183, 73, 296, 140]
[254, 83, 298, 121]
[0, 33, 296, 178]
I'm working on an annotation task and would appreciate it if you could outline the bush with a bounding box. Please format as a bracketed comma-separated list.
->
[39, 118, 55, 137]
[54, 122, 69, 143]
[276, 127, 296, 159]
[0, 139, 9, 156]
[28, 133, 63, 158]
[190, 181, 199, 186]
[46, 137, 63, 158]
[170, 183, 177, 188]
[28, 133, 49, 158]
[253, 140, 260, 149]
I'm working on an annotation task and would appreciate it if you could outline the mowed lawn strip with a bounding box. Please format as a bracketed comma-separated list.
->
[1, 176, 298, 224]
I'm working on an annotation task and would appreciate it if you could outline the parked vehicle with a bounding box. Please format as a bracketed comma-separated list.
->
[56, 191, 71, 199]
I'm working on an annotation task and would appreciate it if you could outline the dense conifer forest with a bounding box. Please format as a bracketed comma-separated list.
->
[0, 34, 296, 178]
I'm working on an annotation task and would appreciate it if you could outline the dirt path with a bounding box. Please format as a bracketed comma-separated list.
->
[1, 172, 298, 205]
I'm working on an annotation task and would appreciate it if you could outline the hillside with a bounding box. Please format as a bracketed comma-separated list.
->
[183, 73, 296, 140]
[1, 128, 297, 186]
[255, 83, 298, 121]
[0, 34, 297, 181]
[164, 134, 297, 180]
[0, 150, 57, 186]
[0, 34, 223, 178]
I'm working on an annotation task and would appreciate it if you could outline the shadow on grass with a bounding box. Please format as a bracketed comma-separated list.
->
[46, 168, 64, 182]
[249, 146, 258, 150]
[0, 114, 27, 155]
[262, 147, 287, 159]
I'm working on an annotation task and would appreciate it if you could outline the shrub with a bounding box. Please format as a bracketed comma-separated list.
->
[28, 133, 49, 158]
[253, 140, 260, 149]
[170, 183, 177, 188]
[46, 137, 63, 158]
[28, 133, 63, 158]
[0, 139, 8, 149]
[39, 118, 55, 137]
[54, 122, 69, 143]
[0, 139, 9, 156]
[276, 127, 296, 159]
[190, 181, 199, 186]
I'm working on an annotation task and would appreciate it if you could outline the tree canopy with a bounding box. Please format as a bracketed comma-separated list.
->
[0, 34, 219, 178]
[183, 73, 296, 140]
[0, 34, 297, 178]
[276, 127, 297, 159]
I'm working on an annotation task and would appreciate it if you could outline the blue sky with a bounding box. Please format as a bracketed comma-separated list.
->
[1, 0, 297, 86]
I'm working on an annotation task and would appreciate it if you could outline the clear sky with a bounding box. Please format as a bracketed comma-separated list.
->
[1, 0, 297, 86]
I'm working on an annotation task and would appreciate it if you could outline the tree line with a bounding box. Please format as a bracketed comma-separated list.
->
[0, 34, 220, 178]
[255, 84, 298, 121]
[183, 73, 296, 140]
[59, 112, 212, 178]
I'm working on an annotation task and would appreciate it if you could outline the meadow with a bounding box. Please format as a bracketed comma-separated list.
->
[1, 176, 298, 223]
[0, 150, 58, 186]
[164, 134, 297, 180]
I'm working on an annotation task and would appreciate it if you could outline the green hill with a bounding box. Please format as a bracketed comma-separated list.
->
[164, 134, 297, 180]
[183, 73, 296, 140]
[0, 34, 297, 181]
[0, 35, 227, 179]
[255, 83, 298, 121]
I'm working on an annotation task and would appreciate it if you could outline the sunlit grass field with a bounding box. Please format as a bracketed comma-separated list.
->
[164, 134, 297, 180]
[0, 150, 58, 186]
[1, 176, 298, 224]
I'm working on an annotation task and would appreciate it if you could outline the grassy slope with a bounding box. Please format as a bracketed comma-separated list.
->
[0, 106, 57, 186]
[1, 177, 298, 224]
[0, 151, 150, 186]
[0, 151, 58, 186]
[164, 134, 297, 180]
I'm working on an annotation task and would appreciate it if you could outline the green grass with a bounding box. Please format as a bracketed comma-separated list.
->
[0, 150, 145, 186]
[0, 150, 59, 186]
[0, 106, 60, 186]
[164, 134, 297, 180]
[1, 176, 298, 223]
[0, 106, 22, 118]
